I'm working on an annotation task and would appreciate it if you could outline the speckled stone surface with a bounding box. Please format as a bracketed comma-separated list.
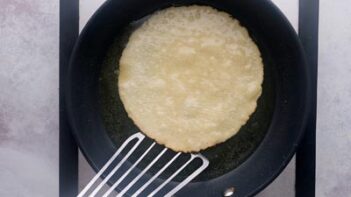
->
[1, 0, 351, 196]
[316, 1, 351, 196]
[0, 0, 59, 196]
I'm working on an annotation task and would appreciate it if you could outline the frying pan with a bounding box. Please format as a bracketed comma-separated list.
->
[66, 0, 311, 196]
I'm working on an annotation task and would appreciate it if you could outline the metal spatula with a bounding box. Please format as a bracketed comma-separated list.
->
[78, 132, 209, 197]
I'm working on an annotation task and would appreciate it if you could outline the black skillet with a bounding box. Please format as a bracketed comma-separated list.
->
[66, 0, 310, 196]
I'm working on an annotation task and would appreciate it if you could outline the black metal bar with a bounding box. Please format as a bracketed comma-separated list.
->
[296, 0, 319, 196]
[59, 0, 79, 196]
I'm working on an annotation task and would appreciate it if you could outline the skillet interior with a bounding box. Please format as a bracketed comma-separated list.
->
[66, 0, 309, 196]
[99, 16, 275, 182]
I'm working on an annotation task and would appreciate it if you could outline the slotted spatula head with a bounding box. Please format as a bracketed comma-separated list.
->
[78, 132, 209, 197]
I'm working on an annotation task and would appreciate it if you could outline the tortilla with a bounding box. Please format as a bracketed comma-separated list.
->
[118, 5, 263, 152]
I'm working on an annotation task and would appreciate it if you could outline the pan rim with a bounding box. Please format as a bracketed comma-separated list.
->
[65, 0, 311, 196]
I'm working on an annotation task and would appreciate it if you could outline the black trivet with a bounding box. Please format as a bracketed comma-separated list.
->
[59, 0, 79, 196]
[296, 0, 319, 196]
[59, 0, 319, 196]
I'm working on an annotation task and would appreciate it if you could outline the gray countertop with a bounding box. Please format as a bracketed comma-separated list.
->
[0, 0, 350, 196]
[317, 1, 351, 196]
[0, 0, 59, 196]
